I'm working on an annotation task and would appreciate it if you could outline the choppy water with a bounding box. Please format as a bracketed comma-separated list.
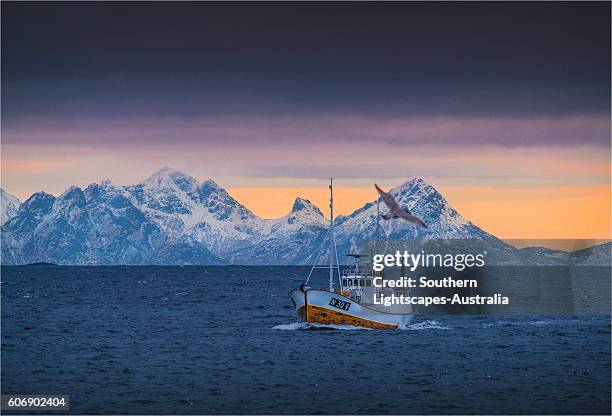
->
[1, 266, 610, 414]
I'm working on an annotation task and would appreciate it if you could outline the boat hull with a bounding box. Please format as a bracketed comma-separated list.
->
[290, 289, 412, 330]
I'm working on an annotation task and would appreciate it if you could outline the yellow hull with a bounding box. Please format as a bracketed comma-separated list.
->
[299, 304, 398, 330]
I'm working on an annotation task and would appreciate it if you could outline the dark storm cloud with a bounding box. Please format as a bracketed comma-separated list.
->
[2, 2, 610, 122]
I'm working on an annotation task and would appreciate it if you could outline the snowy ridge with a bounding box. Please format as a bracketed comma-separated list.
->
[1, 188, 21, 225]
[1, 168, 607, 265]
[270, 197, 327, 230]
[124, 168, 266, 259]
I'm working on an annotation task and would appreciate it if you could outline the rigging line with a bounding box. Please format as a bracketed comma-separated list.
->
[305, 228, 330, 285]
[332, 225, 341, 289]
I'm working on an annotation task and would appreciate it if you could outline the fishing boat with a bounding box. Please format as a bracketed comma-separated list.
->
[289, 178, 413, 330]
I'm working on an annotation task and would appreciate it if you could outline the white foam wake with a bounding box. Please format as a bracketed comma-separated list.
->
[400, 320, 451, 330]
[272, 322, 373, 330]
[272, 322, 306, 330]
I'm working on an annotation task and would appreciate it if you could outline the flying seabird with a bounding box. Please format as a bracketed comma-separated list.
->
[375, 184, 428, 228]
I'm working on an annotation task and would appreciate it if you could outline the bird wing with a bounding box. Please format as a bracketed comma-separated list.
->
[398, 211, 428, 228]
[375, 184, 401, 213]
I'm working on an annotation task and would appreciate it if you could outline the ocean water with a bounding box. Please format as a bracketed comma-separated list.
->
[1, 266, 610, 415]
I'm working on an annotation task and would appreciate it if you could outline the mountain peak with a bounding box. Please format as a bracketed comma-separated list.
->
[26, 191, 55, 199]
[84, 180, 124, 200]
[286, 197, 326, 226]
[99, 179, 116, 188]
[395, 177, 427, 190]
[59, 185, 83, 196]
[56, 186, 86, 210]
[201, 178, 220, 190]
[144, 166, 189, 180]
[409, 177, 425, 184]
[291, 197, 323, 215]
[21, 191, 56, 214]
[158, 166, 180, 174]
[391, 177, 441, 202]
[0, 188, 22, 225]
[139, 167, 198, 191]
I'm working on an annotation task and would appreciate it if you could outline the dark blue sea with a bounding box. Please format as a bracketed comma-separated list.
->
[1, 266, 610, 414]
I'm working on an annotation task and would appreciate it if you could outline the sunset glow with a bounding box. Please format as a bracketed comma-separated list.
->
[227, 184, 611, 241]
[2, 2, 610, 246]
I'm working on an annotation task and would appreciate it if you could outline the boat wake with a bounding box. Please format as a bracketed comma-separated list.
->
[272, 322, 373, 330]
[273, 320, 451, 331]
[399, 320, 452, 330]
[272, 322, 306, 330]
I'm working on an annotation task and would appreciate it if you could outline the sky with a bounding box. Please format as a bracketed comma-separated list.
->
[1, 2, 610, 240]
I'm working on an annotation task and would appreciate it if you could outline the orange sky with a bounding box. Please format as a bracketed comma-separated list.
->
[2, 134, 610, 245]
[229, 184, 611, 241]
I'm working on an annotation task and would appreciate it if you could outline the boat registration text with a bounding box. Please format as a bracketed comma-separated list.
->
[329, 298, 351, 311]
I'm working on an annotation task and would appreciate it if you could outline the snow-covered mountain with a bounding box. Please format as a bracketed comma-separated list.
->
[124, 167, 266, 260]
[1, 168, 608, 266]
[1, 176, 221, 265]
[246, 197, 328, 264]
[334, 178, 494, 255]
[1, 188, 21, 225]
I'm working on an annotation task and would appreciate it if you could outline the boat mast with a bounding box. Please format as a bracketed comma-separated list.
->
[304, 178, 340, 289]
[329, 177, 335, 292]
